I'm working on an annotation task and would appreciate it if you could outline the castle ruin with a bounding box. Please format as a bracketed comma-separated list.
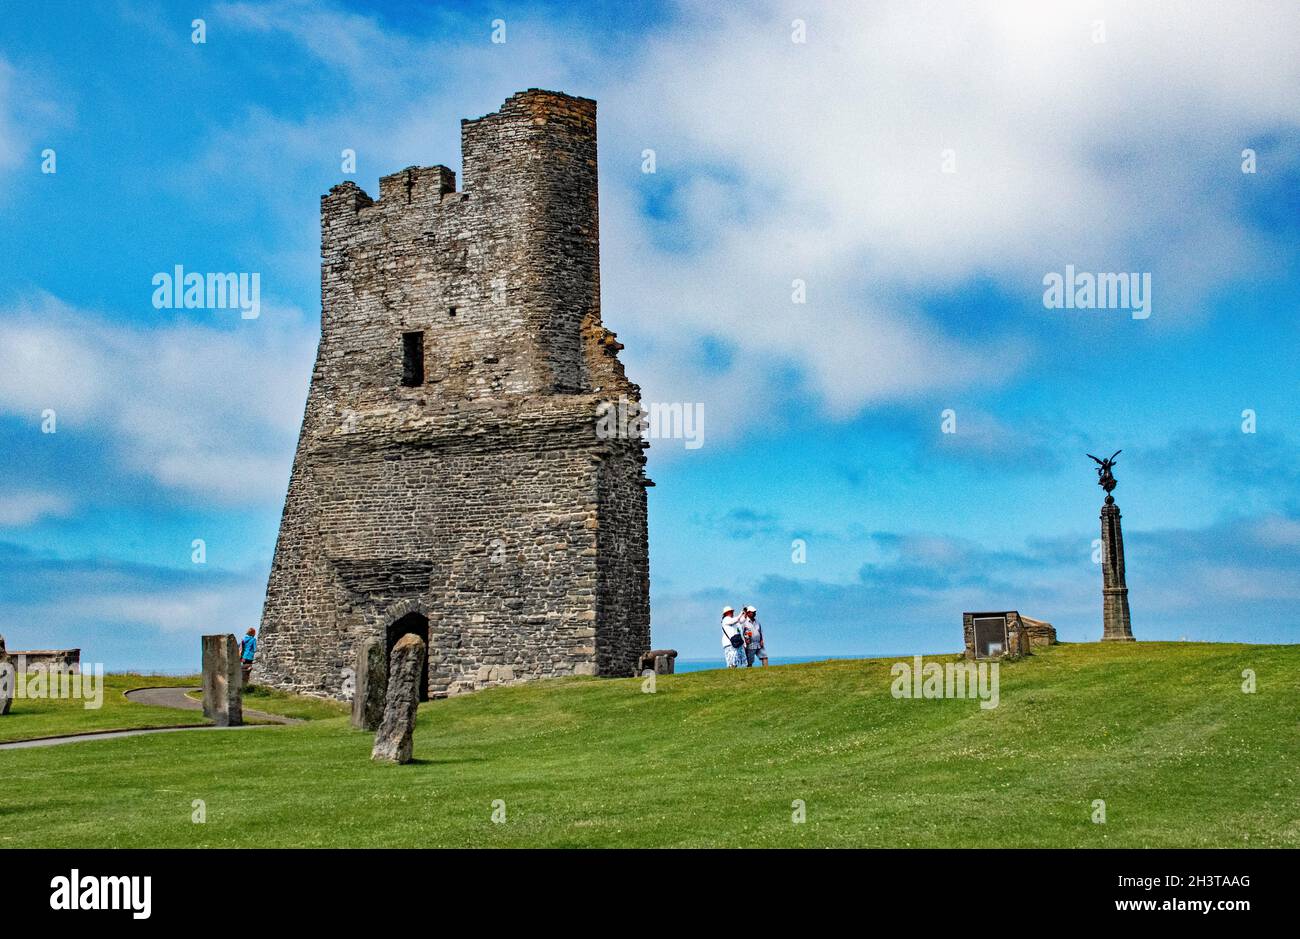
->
[254, 90, 651, 700]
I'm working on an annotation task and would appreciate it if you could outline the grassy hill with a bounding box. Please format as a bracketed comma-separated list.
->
[1, 642, 1296, 848]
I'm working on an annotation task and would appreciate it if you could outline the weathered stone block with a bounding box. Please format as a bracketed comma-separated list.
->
[0, 634, 12, 716]
[638, 648, 678, 675]
[1020, 616, 1057, 648]
[201, 634, 243, 727]
[0, 647, 80, 673]
[372, 634, 426, 764]
[350, 637, 387, 731]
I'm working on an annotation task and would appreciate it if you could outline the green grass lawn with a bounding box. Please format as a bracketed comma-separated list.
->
[0, 674, 345, 744]
[1, 642, 1296, 847]
[0, 674, 209, 744]
[185, 685, 349, 722]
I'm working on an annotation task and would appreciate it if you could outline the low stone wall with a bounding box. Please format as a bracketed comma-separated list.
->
[4, 649, 80, 673]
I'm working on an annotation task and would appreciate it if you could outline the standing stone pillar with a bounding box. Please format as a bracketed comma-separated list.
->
[1100, 496, 1135, 641]
[350, 637, 388, 731]
[201, 634, 243, 726]
[372, 634, 426, 764]
[0, 634, 12, 716]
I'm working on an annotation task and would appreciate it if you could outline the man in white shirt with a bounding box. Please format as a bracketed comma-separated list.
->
[720, 606, 745, 668]
[742, 606, 767, 667]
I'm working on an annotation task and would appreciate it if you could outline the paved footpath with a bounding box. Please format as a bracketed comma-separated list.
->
[0, 724, 257, 750]
[123, 686, 300, 724]
[0, 686, 300, 750]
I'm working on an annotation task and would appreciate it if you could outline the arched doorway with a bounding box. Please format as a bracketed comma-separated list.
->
[387, 611, 430, 701]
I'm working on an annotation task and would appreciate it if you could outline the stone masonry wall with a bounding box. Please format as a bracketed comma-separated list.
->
[254, 90, 651, 699]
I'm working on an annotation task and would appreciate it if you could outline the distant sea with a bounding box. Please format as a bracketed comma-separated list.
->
[673, 654, 900, 674]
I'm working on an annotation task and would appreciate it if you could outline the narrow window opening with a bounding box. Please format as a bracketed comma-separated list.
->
[448, 306, 457, 318]
[401, 331, 424, 386]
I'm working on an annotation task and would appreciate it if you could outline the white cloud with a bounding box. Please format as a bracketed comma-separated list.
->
[0, 490, 72, 527]
[1250, 515, 1300, 549]
[651, 507, 1300, 656]
[0, 294, 317, 505]
[0, 54, 69, 188]
[0, 57, 22, 173]
[184, 0, 1300, 444]
[55, 583, 261, 635]
[0, 547, 269, 671]
[598, 0, 1300, 418]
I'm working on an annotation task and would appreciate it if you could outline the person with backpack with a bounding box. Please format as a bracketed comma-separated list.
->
[239, 627, 257, 684]
[720, 606, 745, 668]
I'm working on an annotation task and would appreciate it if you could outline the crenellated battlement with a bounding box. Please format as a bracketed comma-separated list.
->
[322, 173, 455, 238]
[316, 88, 617, 405]
[321, 89, 597, 231]
[378, 164, 456, 203]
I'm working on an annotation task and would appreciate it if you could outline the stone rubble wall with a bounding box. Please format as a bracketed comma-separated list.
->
[1, 648, 81, 673]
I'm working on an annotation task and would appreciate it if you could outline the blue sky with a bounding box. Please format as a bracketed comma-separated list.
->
[0, 0, 1297, 671]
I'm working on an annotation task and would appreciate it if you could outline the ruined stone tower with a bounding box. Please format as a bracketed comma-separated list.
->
[254, 90, 651, 699]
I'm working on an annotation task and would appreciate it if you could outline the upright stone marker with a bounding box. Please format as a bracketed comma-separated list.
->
[372, 633, 426, 764]
[351, 637, 388, 731]
[1088, 451, 1135, 642]
[201, 634, 244, 726]
[0, 634, 12, 716]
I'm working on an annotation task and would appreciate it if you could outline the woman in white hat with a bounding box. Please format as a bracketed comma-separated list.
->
[720, 606, 745, 668]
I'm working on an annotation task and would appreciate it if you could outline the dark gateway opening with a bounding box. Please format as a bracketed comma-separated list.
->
[387, 612, 430, 701]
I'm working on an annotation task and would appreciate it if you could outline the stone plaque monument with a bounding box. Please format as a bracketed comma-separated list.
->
[962, 611, 1033, 660]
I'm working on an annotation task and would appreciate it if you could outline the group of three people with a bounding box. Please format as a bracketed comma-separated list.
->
[720, 605, 766, 668]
